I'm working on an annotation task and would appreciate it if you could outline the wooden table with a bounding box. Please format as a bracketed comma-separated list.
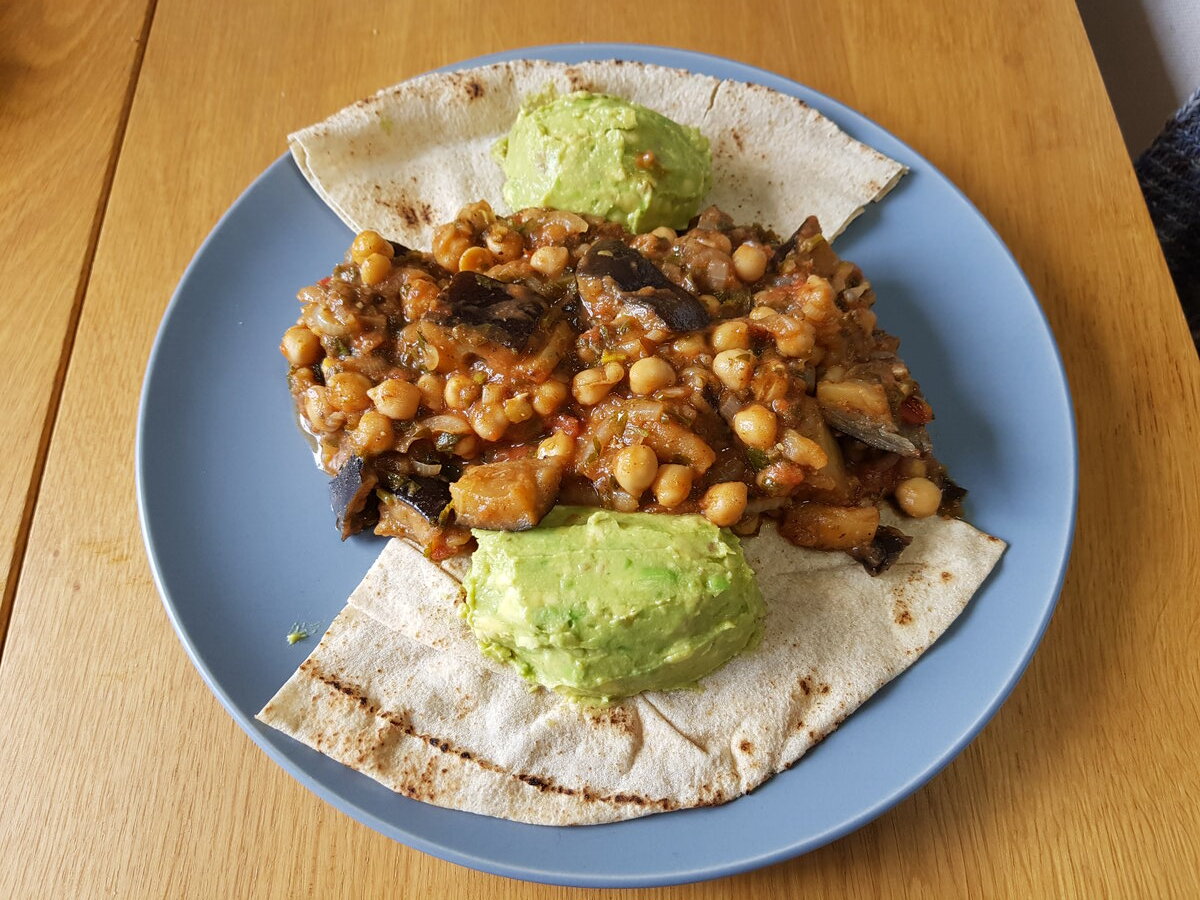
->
[3, 0, 1197, 895]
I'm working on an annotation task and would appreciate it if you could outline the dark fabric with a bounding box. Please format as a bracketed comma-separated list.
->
[1135, 87, 1200, 350]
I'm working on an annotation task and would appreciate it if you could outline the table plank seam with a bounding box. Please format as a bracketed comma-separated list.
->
[0, 0, 161, 666]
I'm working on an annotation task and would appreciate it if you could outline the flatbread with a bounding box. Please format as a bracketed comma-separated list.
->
[288, 59, 906, 249]
[258, 511, 1004, 825]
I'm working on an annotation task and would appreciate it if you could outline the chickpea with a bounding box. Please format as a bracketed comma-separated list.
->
[613, 445, 659, 498]
[732, 404, 778, 449]
[444, 373, 481, 410]
[680, 364, 713, 393]
[710, 320, 750, 353]
[431, 221, 474, 272]
[296, 284, 325, 305]
[532, 378, 569, 416]
[456, 200, 495, 231]
[359, 252, 392, 285]
[799, 275, 837, 324]
[712, 349, 755, 391]
[651, 226, 677, 241]
[484, 224, 524, 263]
[732, 243, 768, 283]
[701, 482, 748, 527]
[503, 393, 534, 424]
[895, 477, 942, 518]
[326, 371, 373, 413]
[652, 464, 693, 508]
[899, 458, 929, 478]
[288, 366, 315, 391]
[671, 333, 709, 360]
[416, 373, 445, 412]
[468, 403, 509, 442]
[452, 434, 481, 459]
[694, 230, 732, 254]
[699, 293, 721, 316]
[367, 379, 421, 420]
[628, 357, 676, 395]
[529, 245, 569, 278]
[749, 305, 777, 322]
[779, 429, 829, 469]
[458, 246, 495, 273]
[402, 276, 440, 322]
[280, 325, 321, 366]
[480, 382, 504, 406]
[572, 363, 623, 405]
[353, 410, 394, 456]
[775, 316, 815, 358]
[307, 304, 356, 338]
[537, 432, 575, 461]
[350, 230, 393, 263]
[303, 387, 344, 434]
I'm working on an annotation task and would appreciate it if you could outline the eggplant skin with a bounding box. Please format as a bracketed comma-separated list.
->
[330, 455, 379, 539]
[382, 473, 453, 521]
[432, 271, 549, 350]
[849, 524, 913, 576]
[820, 407, 931, 458]
[577, 240, 710, 332]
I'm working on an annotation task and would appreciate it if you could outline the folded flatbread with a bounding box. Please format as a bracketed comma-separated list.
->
[288, 59, 906, 248]
[258, 511, 1003, 825]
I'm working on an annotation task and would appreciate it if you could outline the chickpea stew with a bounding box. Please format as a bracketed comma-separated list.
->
[282, 201, 962, 571]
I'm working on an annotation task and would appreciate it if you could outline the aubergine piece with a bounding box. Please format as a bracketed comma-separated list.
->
[773, 215, 821, 264]
[330, 456, 379, 539]
[816, 379, 932, 458]
[430, 271, 549, 351]
[820, 407, 932, 457]
[849, 524, 913, 576]
[380, 473, 453, 521]
[577, 240, 710, 332]
[450, 458, 563, 531]
[938, 476, 968, 517]
[375, 474, 460, 552]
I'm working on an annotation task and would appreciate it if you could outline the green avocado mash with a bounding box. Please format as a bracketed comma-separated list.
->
[492, 91, 713, 233]
[462, 507, 763, 705]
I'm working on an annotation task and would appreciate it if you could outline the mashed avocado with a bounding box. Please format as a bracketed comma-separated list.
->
[492, 91, 712, 233]
[462, 507, 763, 705]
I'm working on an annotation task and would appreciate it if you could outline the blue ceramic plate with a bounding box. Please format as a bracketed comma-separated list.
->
[137, 44, 1076, 887]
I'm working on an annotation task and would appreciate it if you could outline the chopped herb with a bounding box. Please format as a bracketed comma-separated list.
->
[746, 448, 770, 470]
[435, 432, 461, 452]
[333, 339, 351, 358]
[600, 349, 627, 364]
[630, 425, 650, 438]
[472, 371, 487, 384]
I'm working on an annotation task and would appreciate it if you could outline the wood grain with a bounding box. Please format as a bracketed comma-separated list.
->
[0, 0, 154, 647]
[1, 0, 1198, 897]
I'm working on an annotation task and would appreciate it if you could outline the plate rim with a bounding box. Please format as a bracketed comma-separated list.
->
[136, 41, 1078, 888]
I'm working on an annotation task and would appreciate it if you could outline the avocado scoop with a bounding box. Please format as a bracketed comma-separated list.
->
[492, 91, 713, 233]
[462, 507, 764, 705]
